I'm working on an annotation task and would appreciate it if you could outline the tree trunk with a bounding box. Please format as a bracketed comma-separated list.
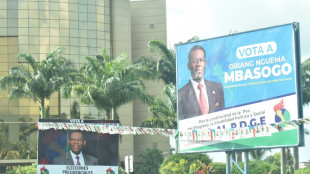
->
[41, 98, 45, 119]
[58, 89, 61, 118]
[111, 108, 115, 120]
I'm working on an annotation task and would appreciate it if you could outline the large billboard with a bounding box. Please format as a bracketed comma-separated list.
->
[177, 23, 303, 153]
[37, 119, 119, 174]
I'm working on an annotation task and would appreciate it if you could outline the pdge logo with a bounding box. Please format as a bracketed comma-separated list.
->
[106, 167, 115, 174]
[274, 99, 290, 127]
[40, 166, 49, 174]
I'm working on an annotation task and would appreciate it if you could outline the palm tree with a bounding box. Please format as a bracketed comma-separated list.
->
[302, 58, 310, 105]
[0, 48, 76, 119]
[140, 84, 177, 129]
[134, 40, 176, 85]
[292, 57, 310, 170]
[137, 38, 201, 127]
[135, 40, 177, 128]
[67, 49, 152, 120]
[137, 37, 204, 153]
[249, 149, 271, 161]
[135, 40, 178, 153]
[136, 38, 199, 126]
[140, 84, 177, 153]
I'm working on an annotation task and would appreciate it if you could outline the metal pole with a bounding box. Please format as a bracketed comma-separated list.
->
[281, 148, 286, 174]
[244, 151, 249, 174]
[293, 147, 299, 170]
[226, 151, 231, 174]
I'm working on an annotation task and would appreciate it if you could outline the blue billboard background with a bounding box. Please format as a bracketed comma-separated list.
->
[177, 24, 296, 108]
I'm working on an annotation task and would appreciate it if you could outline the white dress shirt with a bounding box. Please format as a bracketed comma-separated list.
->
[190, 78, 209, 104]
[70, 150, 85, 165]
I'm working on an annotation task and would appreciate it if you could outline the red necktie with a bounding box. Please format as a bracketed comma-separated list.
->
[76, 156, 81, 165]
[198, 84, 209, 114]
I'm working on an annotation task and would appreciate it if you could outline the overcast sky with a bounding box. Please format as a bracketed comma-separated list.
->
[167, 0, 310, 61]
[166, 0, 310, 162]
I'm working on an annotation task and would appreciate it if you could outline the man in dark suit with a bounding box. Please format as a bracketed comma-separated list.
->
[178, 45, 225, 120]
[53, 130, 98, 165]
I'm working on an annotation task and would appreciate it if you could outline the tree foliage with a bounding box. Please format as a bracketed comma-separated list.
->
[67, 49, 152, 120]
[135, 148, 164, 174]
[264, 154, 275, 164]
[302, 58, 310, 105]
[295, 165, 310, 174]
[140, 84, 177, 129]
[0, 119, 37, 160]
[160, 153, 212, 174]
[211, 162, 226, 174]
[134, 40, 176, 85]
[136, 39, 178, 130]
[0, 48, 76, 118]
[231, 161, 280, 174]
[249, 148, 271, 161]
[6, 163, 37, 174]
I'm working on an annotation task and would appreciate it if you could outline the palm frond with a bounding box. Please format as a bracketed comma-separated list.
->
[17, 53, 38, 70]
[302, 58, 310, 105]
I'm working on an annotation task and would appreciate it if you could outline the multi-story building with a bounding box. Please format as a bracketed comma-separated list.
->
[0, 0, 169, 165]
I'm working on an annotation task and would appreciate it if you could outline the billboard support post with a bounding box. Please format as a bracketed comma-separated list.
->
[244, 151, 249, 174]
[230, 153, 235, 167]
[227, 151, 249, 174]
[281, 148, 286, 174]
[230, 156, 245, 174]
[226, 152, 231, 174]
[293, 147, 299, 170]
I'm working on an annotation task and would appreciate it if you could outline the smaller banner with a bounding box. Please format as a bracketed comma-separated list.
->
[37, 119, 119, 174]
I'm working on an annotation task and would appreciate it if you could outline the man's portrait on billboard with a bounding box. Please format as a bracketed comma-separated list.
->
[38, 122, 119, 167]
[178, 45, 225, 120]
[53, 130, 98, 165]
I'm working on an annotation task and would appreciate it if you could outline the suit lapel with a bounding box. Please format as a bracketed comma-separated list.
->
[84, 154, 90, 165]
[66, 153, 75, 165]
[205, 80, 215, 113]
[187, 82, 202, 115]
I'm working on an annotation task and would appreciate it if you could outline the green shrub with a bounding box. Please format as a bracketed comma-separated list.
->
[231, 161, 280, 174]
[6, 163, 37, 174]
[295, 165, 310, 174]
[159, 153, 211, 174]
[118, 166, 126, 174]
[135, 148, 164, 174]
[211, 162, 226, 174]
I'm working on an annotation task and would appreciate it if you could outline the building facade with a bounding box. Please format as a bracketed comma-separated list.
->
[0, 0, 169, 164]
